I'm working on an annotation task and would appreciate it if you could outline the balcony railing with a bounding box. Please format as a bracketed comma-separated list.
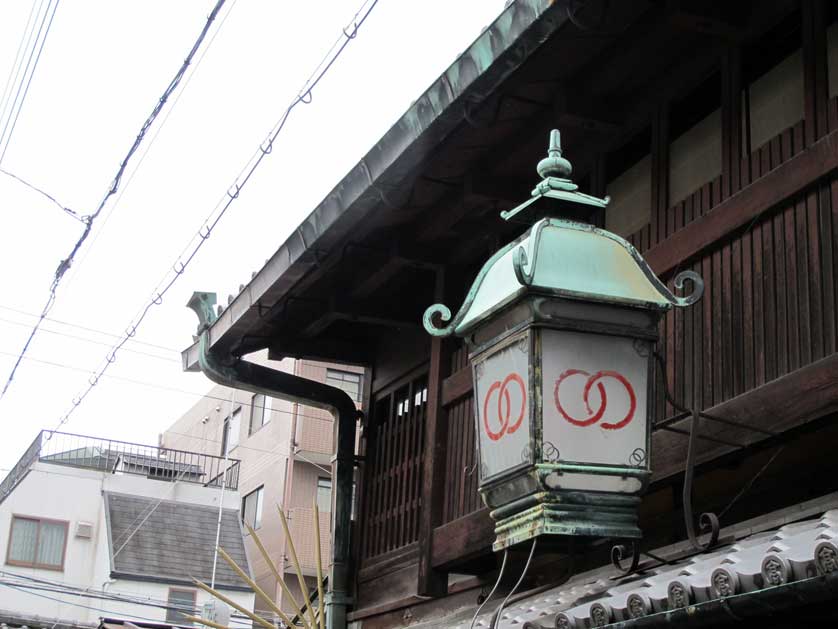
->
[0, 430, 240, 504]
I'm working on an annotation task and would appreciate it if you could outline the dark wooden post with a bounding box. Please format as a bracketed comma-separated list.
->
[417, 269, 451, 597]
[651, 103, 670, 245]
[722, 46, 743, 197]
[802, 0, 828, 144]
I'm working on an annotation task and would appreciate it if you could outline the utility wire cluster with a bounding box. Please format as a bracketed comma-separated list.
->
[49, 0, 380, 433]
[0, 569, 254, 626]
[0, 0, 61, 166]
[0, 0, 228, 401]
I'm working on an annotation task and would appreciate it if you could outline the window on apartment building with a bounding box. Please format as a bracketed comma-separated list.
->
[166, 588, 197, 623]
[249, 393, 272, 435]
[221, 408, 241, 456]
[317, 477, 332, 513]
[326, 369, 362, 402]
[6, 516, 68, 571]
[242, 486, 264, 529]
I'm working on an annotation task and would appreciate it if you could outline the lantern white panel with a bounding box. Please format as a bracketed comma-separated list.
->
[541, 330, 649, 469]
[474, 335, 531, 480]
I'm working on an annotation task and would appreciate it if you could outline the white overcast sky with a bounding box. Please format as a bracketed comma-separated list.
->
[0, 0, 503, 469]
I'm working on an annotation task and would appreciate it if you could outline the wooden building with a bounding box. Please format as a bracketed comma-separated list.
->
[183, 0, 838, 626]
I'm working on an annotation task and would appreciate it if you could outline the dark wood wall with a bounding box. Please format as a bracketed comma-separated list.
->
[350, 3, 838, 622]
[636, 111, 838, 424]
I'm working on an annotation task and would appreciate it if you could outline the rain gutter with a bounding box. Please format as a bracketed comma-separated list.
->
[196, 331, 359, 629]
[602, 572, 838, 629]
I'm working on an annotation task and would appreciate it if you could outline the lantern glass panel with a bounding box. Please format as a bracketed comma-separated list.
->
[473, 332, 531, 480]
[541, 330, 650, 472]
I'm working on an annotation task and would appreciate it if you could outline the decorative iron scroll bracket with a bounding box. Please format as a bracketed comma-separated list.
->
[611, 350, 782, 569]
[652, 351, 781, 553]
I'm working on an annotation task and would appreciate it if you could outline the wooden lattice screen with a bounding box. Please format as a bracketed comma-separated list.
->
[360, 373, 428, 562]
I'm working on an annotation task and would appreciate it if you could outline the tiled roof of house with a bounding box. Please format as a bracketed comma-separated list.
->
[104, 492, 250, 592]
[438, 508, 838, 628]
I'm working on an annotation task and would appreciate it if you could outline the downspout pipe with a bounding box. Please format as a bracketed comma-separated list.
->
[197, 332, 358, 629]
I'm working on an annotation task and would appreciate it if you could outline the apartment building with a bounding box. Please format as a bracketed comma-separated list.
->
[161, 351, 363, 617]
[0, 430, 251, 625]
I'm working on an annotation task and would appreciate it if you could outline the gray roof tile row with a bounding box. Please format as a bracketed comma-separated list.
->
[452, 509, 838, 628]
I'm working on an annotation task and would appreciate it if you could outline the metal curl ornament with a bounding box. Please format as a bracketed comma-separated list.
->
[422, 303, 454, 337]
[513, 246, 534, 286]
[611, 541, 640, 574]
[672, 270, 704, 306]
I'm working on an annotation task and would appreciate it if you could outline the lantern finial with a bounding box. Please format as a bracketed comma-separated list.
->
[536, 129, 572, 179]
[501, 129, 609, 223]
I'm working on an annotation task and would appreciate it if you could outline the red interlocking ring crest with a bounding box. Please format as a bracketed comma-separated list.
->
[482, 373, 526, 441]
[554, 369, 636, 430]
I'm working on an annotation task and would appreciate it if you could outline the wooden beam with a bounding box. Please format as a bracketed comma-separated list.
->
[417, 272, 451, 597]
[651, 352, 838, 485]
[268, 337, 374, 365]
[441, 365, 473, 407]
[351, 246, 442, 300]
[667, 11, 744, 41]
[298, 311, 341, 339]
[464, 173, 533, 206]
[644, 126, 838, 277]
[431, 508, 494, 569]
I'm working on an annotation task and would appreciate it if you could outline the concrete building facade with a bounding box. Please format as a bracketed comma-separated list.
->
[0, 430, 252, 626]
[161, 350, 364, 617]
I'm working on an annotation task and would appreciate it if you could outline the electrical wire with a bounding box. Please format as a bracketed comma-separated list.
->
[469, 549, 508, 629]
[62, 0, 241, 293]
[50, 0, 380, 432]
[0, 315, 178, 363]
[0, 302, 180, 353]
[0, 579, 252, 627]
[111, 469, 189, 558]
[490, 538, 537, 629]
[0, 166, 83, 222]
[0, 0, 40, 128]
[0, 0, 50, 160]
[0, 0, 61, 165]
[0, 0, 228, 402]
[0, 347, 338, 429]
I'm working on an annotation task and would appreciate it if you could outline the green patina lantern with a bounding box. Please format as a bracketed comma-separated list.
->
[423, 130, 702, 551]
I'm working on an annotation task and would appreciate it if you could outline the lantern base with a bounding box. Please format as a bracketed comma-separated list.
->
[489, 491, 642, 552]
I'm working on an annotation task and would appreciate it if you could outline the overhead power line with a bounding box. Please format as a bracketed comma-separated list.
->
[0, 166, 84, 222]
[0, 0, 228, 402]
[0, 348, 337, 428]
[0, 302, 179, 353]
[0, 1, 40, 127]
[0, 0, 61, 165]
[0, 316, 178, 363]
[51, 0, 380, 432]
[62, 0, 241, 293]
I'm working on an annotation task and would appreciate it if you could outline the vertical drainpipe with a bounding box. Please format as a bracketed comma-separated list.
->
[196, 332, 358, 629]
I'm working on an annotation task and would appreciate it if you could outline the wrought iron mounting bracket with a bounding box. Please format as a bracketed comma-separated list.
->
[611, 348, 782, 574]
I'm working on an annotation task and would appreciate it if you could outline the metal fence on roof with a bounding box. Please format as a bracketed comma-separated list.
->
[0, 429, 240, 504]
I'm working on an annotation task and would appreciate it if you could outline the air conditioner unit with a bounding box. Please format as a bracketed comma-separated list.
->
[75, 521, 94, 539]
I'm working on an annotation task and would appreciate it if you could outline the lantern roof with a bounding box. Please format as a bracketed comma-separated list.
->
[423, 130, 703, 338]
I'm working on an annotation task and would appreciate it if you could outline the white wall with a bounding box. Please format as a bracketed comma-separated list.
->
[0, 463, 253, 624]
[605, 154, 651, 237]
